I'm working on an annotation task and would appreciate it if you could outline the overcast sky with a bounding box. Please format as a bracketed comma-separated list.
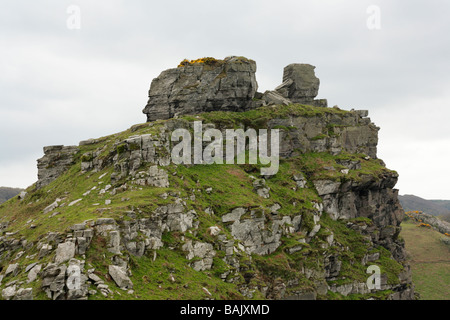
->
[1, 0, 449, 199]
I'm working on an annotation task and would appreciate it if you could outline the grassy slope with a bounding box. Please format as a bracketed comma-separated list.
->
[0, 105, 405, 300]
[400, 220, 450, 300]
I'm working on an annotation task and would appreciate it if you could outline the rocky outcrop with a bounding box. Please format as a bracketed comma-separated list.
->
[221, 207, 303, 255]
[274, 64, 327, 107]
[142, 57, 332, 122]
[406, 211, 450, 235]
[75, 108, 378, 183]
[143, 56, 258, 122]
[313, 170, 407, 261]
[268, 109, 378, 159]
[36, 145, 79, 189]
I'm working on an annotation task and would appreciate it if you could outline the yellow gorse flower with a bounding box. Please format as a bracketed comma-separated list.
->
[178, 57, 220, 68]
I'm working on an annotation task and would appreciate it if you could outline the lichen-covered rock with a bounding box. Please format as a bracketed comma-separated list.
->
[143, 56, 258, 121]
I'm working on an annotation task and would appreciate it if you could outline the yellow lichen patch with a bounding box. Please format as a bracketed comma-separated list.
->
[178, 57, 222, 68]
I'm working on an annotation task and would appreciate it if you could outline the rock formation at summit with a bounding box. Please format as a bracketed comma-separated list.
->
[142, 56, 258, 122]
[274, 63, 328, 107]
[143, 57, 328, 122]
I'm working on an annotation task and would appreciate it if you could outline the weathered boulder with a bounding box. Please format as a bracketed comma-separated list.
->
[27, 264, 42, 283]
[109, 265, 133, 289]
[4, 263, 19, 277]
[13, 288, 33, 300]
[38, 243, 53, 259]
[54, 241, 76, 265]
[275, 63, 327, 107]
[261, 90, 292, 106]
[143, 56, 258, 121]
[18, 191, 27, 200]
[1, 285, 16, 300]
[253, 178, 270, 199]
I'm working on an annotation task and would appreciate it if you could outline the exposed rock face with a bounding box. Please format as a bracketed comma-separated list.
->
[313, 171, 407, 261]
[269, 110, 378, 159]
[76, 108, 378, 181]
[221, 207, 303, 255]
[36, 145, 79, 189]
[143, 56, 258, 122]
[182, 241, 216, 271]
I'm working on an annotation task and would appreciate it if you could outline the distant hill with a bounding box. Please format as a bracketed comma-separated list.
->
[399, 194, 450, 218]
[0, 187, 23, 204]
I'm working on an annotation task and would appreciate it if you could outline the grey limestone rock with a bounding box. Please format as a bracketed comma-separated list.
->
[27, 264, 42, 283]
[293, 173, 307, 188]
[4, 263, 19, 277]
[54, 241, 76, 265]
[38, 243, 53, 259]
[36, 145, 79, 189]
[223, 207, 302, 256]
[18, 191, 27, 200]
[183, 241, 216, 271]
[313, 180, 341, 196]
[262, 90, 292, 106]
[143, 56, 258, 122]
[109, 265, 133, 290]
[275, 63, 327, 107]
[13, 288, 33, 300]
[41, 263, 67, 300]
[1, 285, 16, 300]
[253, 179, 270, 199]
